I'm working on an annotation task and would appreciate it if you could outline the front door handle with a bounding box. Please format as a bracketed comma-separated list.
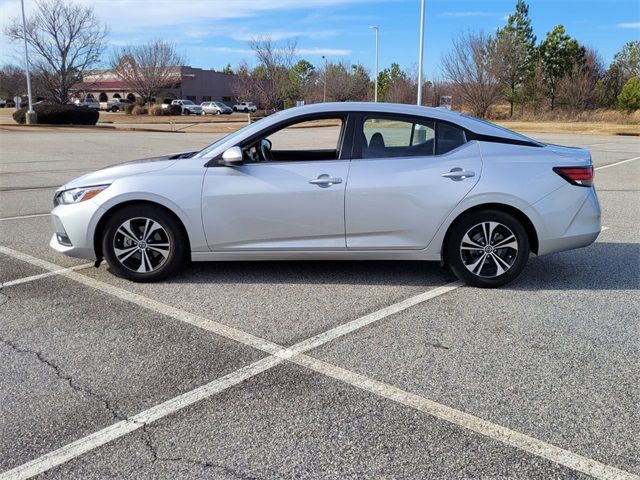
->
[442, 168, 475, 181]
[309, 174, 343, 188]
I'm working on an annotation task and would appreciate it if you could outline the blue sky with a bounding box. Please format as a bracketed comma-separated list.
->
[1, 0, 638, 78]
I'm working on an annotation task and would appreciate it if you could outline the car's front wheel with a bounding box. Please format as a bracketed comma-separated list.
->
[446, 210, 529, 288]
[102, 205, 187, 282]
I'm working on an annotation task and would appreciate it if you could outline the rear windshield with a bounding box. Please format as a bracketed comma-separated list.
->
[461, 114, 543, 146]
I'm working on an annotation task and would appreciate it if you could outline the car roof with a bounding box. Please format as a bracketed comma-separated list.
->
[269, 102, 531, 142]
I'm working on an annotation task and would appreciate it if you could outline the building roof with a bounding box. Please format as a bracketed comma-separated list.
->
[72, 80, 142, 92]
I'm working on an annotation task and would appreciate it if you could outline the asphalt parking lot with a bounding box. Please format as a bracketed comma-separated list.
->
[0, 126, 638, 479]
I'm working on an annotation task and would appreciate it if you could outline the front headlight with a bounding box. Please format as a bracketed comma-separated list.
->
[57, 185, 109, 205]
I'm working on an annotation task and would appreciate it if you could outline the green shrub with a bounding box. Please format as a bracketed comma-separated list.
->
[124, 104, 135, 115]
[617, 77, 640, 113]
[166, 104, 182, 115]
[131, 105, 148, 115]
[149, 104, 165, 116]
[12, 103, 99, 125]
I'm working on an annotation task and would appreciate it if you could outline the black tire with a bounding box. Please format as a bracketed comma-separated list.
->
[243, 108, 248, 112]
[233, 107, 237, 111]
[446, 210, 529, 288]
[110, 106, 118, 112]
[102, 205, 187, 282]
[184, 109, 190, 115]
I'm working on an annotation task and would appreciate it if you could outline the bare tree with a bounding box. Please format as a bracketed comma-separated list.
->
[0, 65, 27, 100]
[557, 47, 603, 112]
[110, 40, 185, 103]
[442, 31, 501, 117]
[233, 37, 297, 110]
[322, 61, 370, 102]
[4, 0, 107, 104]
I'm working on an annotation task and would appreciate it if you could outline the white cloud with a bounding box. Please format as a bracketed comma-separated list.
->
[616, 22, 640, 29]
[297, 47, 351, 56]
[230, 30, 338, 42]
[210, 46, 351, 57]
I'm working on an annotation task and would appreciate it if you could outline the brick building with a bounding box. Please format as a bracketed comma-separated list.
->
[73, 66, 236, 104]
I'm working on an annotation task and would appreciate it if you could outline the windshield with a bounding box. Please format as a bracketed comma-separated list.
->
[193, 122, 257, 159]
[183, 100, 194, 105]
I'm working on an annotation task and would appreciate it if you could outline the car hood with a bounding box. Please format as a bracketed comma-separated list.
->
[60, 153, 188, 191]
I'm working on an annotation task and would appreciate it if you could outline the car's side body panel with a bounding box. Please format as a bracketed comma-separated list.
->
[201, 161, 350, 250]
[346, 141, 482, 249]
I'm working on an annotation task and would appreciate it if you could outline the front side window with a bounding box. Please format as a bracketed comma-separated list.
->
[243, 117, 345, 163]
[362, 116, 435, 158]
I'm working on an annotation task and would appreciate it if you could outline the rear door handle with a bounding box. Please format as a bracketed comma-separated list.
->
[442, 168, 475, 181]
[309, 174, 343, 188]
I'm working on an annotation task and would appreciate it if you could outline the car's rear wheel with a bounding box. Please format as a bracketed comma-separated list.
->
[110, 106, 118, 112]
[446, 210, 529, 288]
[102, 205, 187, 282]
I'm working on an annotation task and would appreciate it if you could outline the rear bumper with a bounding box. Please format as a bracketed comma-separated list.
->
[529, 185, 601, 256]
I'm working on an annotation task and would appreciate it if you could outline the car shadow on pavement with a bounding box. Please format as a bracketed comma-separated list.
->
[510, 242, 639, 291]
[165, 260, 456, 287]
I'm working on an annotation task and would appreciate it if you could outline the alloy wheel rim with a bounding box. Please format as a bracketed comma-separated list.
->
[459, 222, 518, 278]
[113, 217, 171, 273]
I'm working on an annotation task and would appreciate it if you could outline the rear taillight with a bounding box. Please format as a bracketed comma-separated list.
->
[553, 166, 594, 187]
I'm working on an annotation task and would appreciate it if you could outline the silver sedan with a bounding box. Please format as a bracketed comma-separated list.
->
[50, 103, 600, 287]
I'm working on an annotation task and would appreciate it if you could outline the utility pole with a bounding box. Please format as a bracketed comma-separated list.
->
[369, 25, 379, 102]
[20, 0, 37, 123]
[417, 0, 425, 106]
[322, 55, 328, 102]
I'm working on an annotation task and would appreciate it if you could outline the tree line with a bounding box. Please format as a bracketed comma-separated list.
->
[2, 0, 639, 116]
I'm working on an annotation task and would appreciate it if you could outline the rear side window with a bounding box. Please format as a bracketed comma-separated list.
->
[362, 117, 435, 158]
[436, 122, 466, 155]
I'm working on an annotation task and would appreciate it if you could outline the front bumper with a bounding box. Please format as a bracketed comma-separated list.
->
[50, 201, 104, 261]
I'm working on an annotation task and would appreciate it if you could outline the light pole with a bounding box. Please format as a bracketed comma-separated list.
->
[322, 55, 328, 102]
[369, 25, 379, 102]
[20, 0, 36, 123]
[416, 0, 425, 106]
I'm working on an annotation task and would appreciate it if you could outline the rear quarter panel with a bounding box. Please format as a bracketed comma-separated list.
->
[423, 142, 576, 258]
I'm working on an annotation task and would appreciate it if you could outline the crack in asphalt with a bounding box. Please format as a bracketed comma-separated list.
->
[0, 335, 125, 423]
[141, 424, 262, 480]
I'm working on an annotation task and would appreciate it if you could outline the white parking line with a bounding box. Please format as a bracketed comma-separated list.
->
[294, 355, 639, 480]
[2, 246, 637, 480]
[595, 156, 640, 171]
[0, 263, 93, 288]
[0, 213, 50, 221]
[0, 245, 462, 479]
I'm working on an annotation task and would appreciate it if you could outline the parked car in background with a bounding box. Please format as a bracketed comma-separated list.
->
[201, 101, 233, 115]
[233, 102, 257, 112]
[75, 98, 100, 109]
[49, 102, 601, 286]
[171, 99, 203, 115]
[106, 98, 132, 112]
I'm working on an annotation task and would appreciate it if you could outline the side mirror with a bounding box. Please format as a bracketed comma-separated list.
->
[221, 146, 244, 166]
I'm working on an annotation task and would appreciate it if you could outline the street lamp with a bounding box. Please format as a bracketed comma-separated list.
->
[20, 0, 36, 124]
[369, 25, 379, 102]
[322, 55, 328, 102]
[416, 0, 425, 106]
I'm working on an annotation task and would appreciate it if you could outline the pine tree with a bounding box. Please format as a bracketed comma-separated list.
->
[538, 25, 586, 110]
[492, 1, 537, 116]
[617, 76, 640, 112]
